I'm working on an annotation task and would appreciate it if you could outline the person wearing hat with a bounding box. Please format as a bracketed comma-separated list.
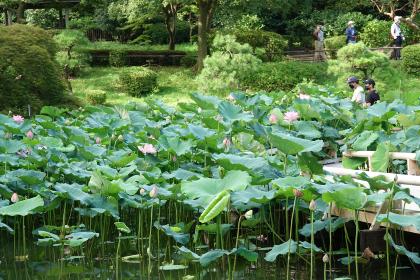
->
[391, 16, 405, 59]
[345, 21, 357, 44]
[347, 76, 365, 104]
[364, 79, 380, 106]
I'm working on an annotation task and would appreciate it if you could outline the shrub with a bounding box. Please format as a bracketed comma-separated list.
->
[197, 34, 261, 93]
[86, 90, 107, 105]
[402, 44, 420, 75]
[360, 20, 390, 48]
[119, 68, 158, 97]
[180, 53, 197, 67]
[243, 61, 328, 92]
[54, 30, 90, 77]
[324, 36, 347, 58]
[0, 24, 65, 115]
[335, 42, 389, 79]
[227, 30, 288, 61]
[326, 12, 373, 37]
[109, 50, 128, 67]
[143, 21, 190, 45]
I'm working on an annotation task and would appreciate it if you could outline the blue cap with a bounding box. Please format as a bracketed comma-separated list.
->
[347, 76, 359, 83]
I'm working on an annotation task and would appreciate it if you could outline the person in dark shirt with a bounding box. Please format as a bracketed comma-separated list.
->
[345, 21, 357, 44]
[364, 79, 380, 106]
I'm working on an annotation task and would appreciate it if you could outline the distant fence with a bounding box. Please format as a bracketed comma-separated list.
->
[89, 50, 187, 66]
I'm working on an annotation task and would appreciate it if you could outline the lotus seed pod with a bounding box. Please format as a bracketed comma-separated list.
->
[244, 210, 253, 220]
[322, 253, 329, 263]
[10, 193, 19, 203]
[293, 189, 303, 198]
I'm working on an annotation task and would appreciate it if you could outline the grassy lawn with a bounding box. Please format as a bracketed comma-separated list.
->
[71, 66, 198, 106]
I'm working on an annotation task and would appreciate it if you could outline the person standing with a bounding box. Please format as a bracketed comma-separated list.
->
[345, 21, 357, 44]
[313, 25, 327, 61]
[347, 76, 365, 104]
[391, 16, 404, 60]
[364, 79, 380, 106]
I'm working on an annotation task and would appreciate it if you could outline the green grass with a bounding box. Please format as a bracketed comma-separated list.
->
[79, 42, 198, 54]
[72, 66, 198, 106]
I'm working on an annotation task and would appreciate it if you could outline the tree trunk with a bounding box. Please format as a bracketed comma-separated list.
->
[165, 10, 176, 51]
[196, 0, 217, 72]
[6, 9, 13, 25]
[16, 2, 25, 24]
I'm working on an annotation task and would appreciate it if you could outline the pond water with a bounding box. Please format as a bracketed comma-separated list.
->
[1, 236, 419, 280]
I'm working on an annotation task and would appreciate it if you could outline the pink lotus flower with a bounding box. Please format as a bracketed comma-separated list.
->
[26, 130, 33, 139]
[283, 111, 299, 123]
[95, 137, 101, 144]
[138, 144, 157, 155]
[11, 193, 19, 203]
[222, 138, 231, 148]
[12, 115, 24, 124]
[227, 94, 235, 101]
[149, 185, 158, 198]
[299, 93, 311, 100]
[269, 114, 278, 124]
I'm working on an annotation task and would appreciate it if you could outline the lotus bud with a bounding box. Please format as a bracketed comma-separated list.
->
[111, 134, 116, 141]
[244, 210, 253, 220]
[223, 138, 231, 148]
[149, 185, 158, 198]
[26, 130, 34, 139]
[172, 155, 177, 162]
[118, 135, 124, 142]
[269, 114, 278, 124]
[322, 253, 329, 263]
[362, 247, 374, 260]
[309, 199, 317, 211]
[11, 193, 19, 203]
[95, 137, 101, 144]
[139, 188, 145, 195]
[293, 188, 303, 198]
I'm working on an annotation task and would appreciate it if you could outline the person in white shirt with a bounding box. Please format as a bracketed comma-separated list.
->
[347, 76, 365, 104]
[391, 16, 405, 59]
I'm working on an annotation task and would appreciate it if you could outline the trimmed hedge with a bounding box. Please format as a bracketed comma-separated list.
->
[86, 90, 107, 105]
[243, 61, 328, 92]
[0, 24, 65, 114]
[119, 68, 158, 97]
[402, 44, 420, 75]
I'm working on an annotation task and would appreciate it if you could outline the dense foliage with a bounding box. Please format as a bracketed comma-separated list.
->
[0, 24, 65, 115]
[402, 44, 420, 75]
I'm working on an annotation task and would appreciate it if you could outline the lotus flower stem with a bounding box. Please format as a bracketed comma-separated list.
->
[22, 216, 26, 256]
[116, 232, 121, 280]
[343, 223, 351, 275]
[286, 197, 297, 280]
[285, 197, 289, 240]
[323, 262, 327, 280]
[148, 204, 154, 275]
[392, 254, 399, 280]
[328, 203, 333, 279]
[310, 210, 314, 280]
[232, 215, 243, 278]
[354, 210, 359, 280]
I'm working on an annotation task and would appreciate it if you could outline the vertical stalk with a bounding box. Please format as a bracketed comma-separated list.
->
[310, 210, 314, 280]
[328, 203, 333, 279]
[286, 197, 297, 280]
[354, 210, 359, 280]
[343, 223, 351, 275]
[232, 216, 243, 278]
[148, 205, 154, 275]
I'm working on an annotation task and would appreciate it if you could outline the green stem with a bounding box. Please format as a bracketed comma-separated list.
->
[354, 210, 359, 280]
[343, 223, 351, 276]
[286, 197, 297, 280]
[116, 233, 121, 280]
[310, 210, 314, 280]
[148, 205, 154, 275]
[232, 216, 243, 279]
[328, 203, 333, 279]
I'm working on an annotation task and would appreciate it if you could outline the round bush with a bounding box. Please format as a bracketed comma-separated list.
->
[119, 68, 158, 97]
[86, 90, 107, 105]
[360, 20, 390, 48]
[402, 44, 420, 75]
[180, 53, 197, 67]
[0, 24, 65, 115]
[324, 36, 347, 58]
[109, 50, 128, 67]
[228, 30, 288, 61]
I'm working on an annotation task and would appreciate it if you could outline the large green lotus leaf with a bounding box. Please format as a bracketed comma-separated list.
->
[89, 171, 122, 196]
[376, 212, 420, 231]
[218, 101, 253, 123]
[54, 183, 92, 205]
[342, 157, 366, 169]
[298, 152, 323, 175]
[40, 106, 67, 118]
[271, 176, 312, 198]
[199, 249, 229, 267]
[351, 131, 378, 151]
[191, 93, 221, 109]
[0, 195, 44, 216]
[159, 135, 193, 156]
[264, 239, 297, 262]
[385, 233, 420, 264]
[114, 222, 131, 233]
[231, 188, 277, 207]
[299, 217, 345, 237]
[188, 124, 215, 140]
[113, 180, 138, 195]
[299, 241, 323, 252]
[177, 246, 200, 261]
[366, 102, 396, 121]
[80, 145, 107, 161]
[87, 195, 119, 218]
[39, 136, 64, 149]
[108, 150, 137, 168]
[154, 222, 190, 245]
[269, 132, 323, 155]
[322, 186, 367, 210]
[371, 142, 391, 172]
[199, 191, 230, 223]
[231, 247, 258, 262]
[163, 168, 202, 181]
[393, 191, 420, 206]
[0, 139, 25, 154]
[232, 132, 265, 154]
[9, 170, 46, 185]
[356, 173, 394, 191]
[294, 121, 322, 139]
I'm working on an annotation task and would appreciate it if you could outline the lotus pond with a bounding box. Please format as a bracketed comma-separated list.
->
[1, 89, 420, 280]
